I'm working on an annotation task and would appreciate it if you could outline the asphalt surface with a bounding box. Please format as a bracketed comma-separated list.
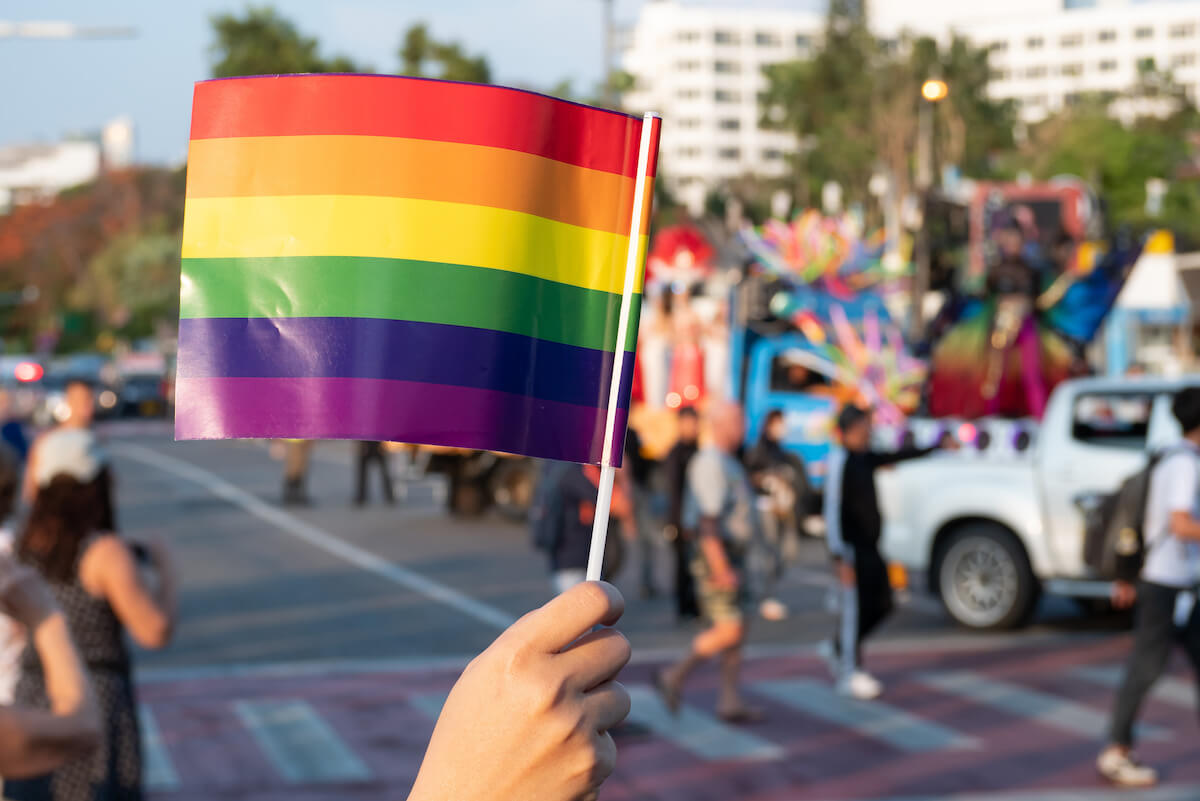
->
[81, 422, 1198, 801]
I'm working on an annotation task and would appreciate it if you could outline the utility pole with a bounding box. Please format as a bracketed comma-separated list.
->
[602, 0, 616, 106]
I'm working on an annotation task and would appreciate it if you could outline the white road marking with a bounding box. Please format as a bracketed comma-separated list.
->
[752, 678, 979, 752]
[138, 704, 181, 791]
[624, 685, 784, 761]
[233, 699, 371, 784]
[113, 443, 515, 630]
[918, 671, 1169, 741]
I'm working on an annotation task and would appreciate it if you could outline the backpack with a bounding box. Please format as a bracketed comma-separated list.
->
[1082, 449, 1171, 581]
[530, 461, 571, 552]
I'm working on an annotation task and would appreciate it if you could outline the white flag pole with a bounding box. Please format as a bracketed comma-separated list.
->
[585, 111, 659, 583]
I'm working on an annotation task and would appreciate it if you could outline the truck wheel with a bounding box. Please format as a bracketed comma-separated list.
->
[936, 524, 1038, 630]
[490, 459, 536, 522]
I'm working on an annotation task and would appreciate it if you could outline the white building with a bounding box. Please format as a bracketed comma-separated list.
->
[621, 1, 824, 213]
[0, 117, 135, 213]
[623, 0, 1200, 209]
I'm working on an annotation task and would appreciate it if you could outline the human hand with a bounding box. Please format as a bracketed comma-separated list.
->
[710, 564, 739, 592]
[836, 561, 856, 588]
[1111, 580, 1137, 610]
[0, 555, 57, 631]
[409, 582, 631, 801]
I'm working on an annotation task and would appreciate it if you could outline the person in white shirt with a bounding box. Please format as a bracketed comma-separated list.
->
[0, 444, 21, 705]
[1098, 387, 1200, 788]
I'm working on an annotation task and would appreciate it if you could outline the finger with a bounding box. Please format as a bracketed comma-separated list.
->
[582, 680, 631, 733]
[557, 627, 631, 691]
[588, 730, 618, 788]
[502, 581, 625, 654]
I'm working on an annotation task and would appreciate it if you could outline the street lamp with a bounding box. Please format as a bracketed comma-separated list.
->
[911, 78, 949, 340]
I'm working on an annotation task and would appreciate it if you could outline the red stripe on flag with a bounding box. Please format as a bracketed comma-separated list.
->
[189, 74, 652, 178]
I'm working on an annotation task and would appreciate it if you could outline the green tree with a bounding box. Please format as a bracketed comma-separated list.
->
[398, 23, 491, 84]
[209, 6, 368, 78]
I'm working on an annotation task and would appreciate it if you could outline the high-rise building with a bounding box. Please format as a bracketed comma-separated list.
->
[620, 1, 823, 213]
[622, 0, 1200, 209]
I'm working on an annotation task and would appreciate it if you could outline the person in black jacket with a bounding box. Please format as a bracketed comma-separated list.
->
[822, 404, 956, 699]
[662, 407, 700, 619]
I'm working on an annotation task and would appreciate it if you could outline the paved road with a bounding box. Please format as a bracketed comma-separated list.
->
[89, 424, 1195, 800]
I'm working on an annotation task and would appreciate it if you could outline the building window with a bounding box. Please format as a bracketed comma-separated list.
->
[1097, 29, 1117, 43]
[1135, 26, 1154, 40]
[1138, 56, 1157, 72]
[1173, 52, 1197, 67]
[675, 60, 699, 71]
[714, 30, 739, 45]
[1060, 33, 1083, 47]
[677, 88, 700, 100]
[676, 30, 699, 43]
[714, 61, 740, 74]
[718, 118, 741, 130]
[718, 147, 741, 160]
[1061, 63, 1083, 77]
[1027, 36, 1044, 49]
[1098, 59, 1117, 72]
[990, 68, 1010, 81]
[1170, 23, 1195, 39]
[676, 118, 701, 129]
[677, 147, 701, 159]
[1024, 65, 1048, 78]
[755, 32, 780, 46]
[795, 33, 811, 50]
[1065, 91, 1082, 106]
[991, 40, 1009, 52]
[1027, 94, 1047, 107]
[762, 149, 783, 160]
[714, 89, 741, 103]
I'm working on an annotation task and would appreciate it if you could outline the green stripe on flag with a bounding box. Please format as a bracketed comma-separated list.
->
[181, 256, 640, 353]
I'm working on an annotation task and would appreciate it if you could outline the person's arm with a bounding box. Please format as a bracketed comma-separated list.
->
[0, 564, 100, 777]
[408, 582, 630, 801]
[1158, 453, 1200, 543]
[21, 433, 44, 505]
[87, 536, 177, 649]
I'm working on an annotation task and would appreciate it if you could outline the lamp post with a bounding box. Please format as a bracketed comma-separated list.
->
[911, 77, 948, 341]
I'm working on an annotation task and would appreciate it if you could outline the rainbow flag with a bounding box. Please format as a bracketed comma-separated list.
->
[177, 75, 660, 464]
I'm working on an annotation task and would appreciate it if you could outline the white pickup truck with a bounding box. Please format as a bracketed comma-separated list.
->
[877, 376, 1194, 630]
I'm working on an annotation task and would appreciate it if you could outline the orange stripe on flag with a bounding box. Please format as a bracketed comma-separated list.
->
[185, 135, 646, 236]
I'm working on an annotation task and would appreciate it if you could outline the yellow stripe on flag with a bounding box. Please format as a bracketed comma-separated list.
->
[181, 195, 646, 296]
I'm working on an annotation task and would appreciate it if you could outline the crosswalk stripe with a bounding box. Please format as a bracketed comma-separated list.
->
[917, 671, 1169, 741]
[751, 679, 978, 753]
[138, 705, 181, 791]
[1074, 665, 1194, 708]
[233, 699, 372, 784]
[625, 685, 784, 762]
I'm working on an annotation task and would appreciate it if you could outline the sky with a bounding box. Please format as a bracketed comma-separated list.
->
[0, 0, 820, 165]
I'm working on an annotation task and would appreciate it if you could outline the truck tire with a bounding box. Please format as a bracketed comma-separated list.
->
[935, 523, 1038, 630]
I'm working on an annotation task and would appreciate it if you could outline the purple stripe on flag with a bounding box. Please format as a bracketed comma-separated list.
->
[177, 317, 635, 411]
[174, 376, 627, 465]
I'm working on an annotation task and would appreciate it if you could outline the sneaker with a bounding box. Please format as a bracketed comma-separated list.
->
[1097, 746, 1158, 787]
[759, 598, 788, 621]
[816, 639, 839, 679]
[837, 671, 883, 700]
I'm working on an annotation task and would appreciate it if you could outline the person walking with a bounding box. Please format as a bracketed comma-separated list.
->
[533, 463, 633, 594]
[7, 428, 177, 801]
[663, 407, 701, 619]
[655, 401, 762, 723]
[354, 441, 395, 506]
[823, 404, 955, 699]
[623, 428, 659, 598]
[1097, 387, 1200, 788]
[281, 439, 313, 506]
[23, 380, 95, 506]
[745, 409, 812, 622]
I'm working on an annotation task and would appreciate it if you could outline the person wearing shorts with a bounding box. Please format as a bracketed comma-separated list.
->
[655, 402, 762, 723]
